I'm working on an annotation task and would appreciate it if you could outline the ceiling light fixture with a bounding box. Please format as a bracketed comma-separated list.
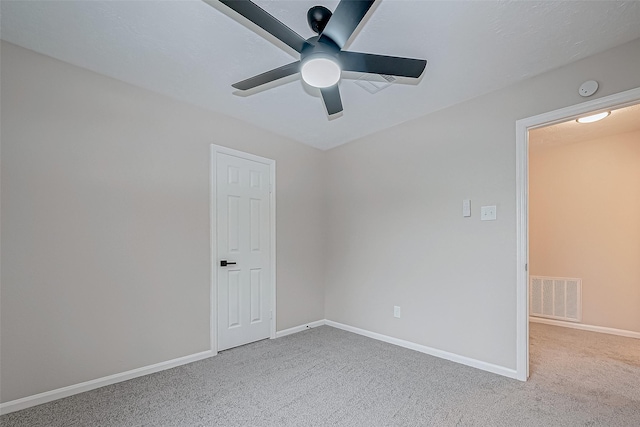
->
[576, 111, 610, 123]
[213, 0, 427, 116]
[300, 55, 341, 88]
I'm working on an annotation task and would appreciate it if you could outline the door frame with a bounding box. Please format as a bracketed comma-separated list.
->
[210, 144, 277, 354]
[515, 86, 640, 381]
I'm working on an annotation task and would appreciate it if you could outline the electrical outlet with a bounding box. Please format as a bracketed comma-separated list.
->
[394, 306, 401, 318]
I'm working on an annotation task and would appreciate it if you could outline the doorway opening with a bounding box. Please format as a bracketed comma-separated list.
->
[516, 88, 640, 381]
[528, 102, 640, 382]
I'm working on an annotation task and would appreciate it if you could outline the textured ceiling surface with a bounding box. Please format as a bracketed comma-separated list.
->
[2, 1, 640, 150]
[530, 103, 640, 149]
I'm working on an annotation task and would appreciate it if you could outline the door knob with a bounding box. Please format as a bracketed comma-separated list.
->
[220, 260, 237, 267]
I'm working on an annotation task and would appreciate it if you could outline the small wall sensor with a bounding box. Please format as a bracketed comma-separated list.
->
[579, 80, 598, 97]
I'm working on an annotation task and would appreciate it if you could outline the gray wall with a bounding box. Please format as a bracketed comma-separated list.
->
[0, 41, 326, 402]
[3, 37, 640, 404]
[324, 38, 640, 370]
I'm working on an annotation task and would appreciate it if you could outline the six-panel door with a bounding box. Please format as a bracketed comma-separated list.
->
[216, 152, 271, 351]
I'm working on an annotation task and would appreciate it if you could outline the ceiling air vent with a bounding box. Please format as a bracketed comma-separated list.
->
[354, 74, 396, 94]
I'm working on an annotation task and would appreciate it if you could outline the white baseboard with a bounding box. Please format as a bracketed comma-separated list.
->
[2, 319, 524, 415]
[325, 320, 518, 380]
[275, 320, 326, 338]
[0, 350, 215, 415]
[530, 317, 640, 339]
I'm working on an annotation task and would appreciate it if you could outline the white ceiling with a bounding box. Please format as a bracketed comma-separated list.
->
[2, 1, 640, 150]
[530, 102, 640, 149]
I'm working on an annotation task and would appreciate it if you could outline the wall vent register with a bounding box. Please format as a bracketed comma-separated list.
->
[530, 276, 582, 322]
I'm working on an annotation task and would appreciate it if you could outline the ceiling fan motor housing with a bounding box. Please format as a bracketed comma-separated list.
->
[301, 36, 341, 63]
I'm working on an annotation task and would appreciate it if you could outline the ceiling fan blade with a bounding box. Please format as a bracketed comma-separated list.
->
[232, 61, 301, 90]
[211, 0, 310, 53]
[320, 85, 343, 115]
[339, 51, 427, 78]
[319, 0, 375, 49]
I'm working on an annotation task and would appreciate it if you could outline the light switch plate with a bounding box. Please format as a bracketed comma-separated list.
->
[481, 205, 497, 221]
[463, 199, 471, 217]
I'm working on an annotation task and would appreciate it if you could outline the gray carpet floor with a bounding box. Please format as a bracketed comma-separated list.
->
[2, 323, 639, 426]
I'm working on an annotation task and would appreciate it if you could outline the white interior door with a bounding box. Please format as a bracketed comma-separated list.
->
[214, 148, 273, 351]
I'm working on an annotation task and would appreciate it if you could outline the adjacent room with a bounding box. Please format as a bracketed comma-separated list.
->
[1, 1, 640, 425]
[527, 103, 640, 406]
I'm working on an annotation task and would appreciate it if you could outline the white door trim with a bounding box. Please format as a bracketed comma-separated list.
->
[515, 86, 640, 381]
[210, 144, 277, 353]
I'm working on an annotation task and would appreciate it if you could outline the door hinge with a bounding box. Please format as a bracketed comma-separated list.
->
[270, 310, 273, 320]
[525, 263, 528, 272]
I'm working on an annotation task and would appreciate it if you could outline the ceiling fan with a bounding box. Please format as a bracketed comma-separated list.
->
[206, 0, 427, 116]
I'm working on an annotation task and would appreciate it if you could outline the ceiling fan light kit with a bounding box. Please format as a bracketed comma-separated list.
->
[210, 0, 427, 117]
[300, 55, 341, 88]
[300, 38, 342, 88]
